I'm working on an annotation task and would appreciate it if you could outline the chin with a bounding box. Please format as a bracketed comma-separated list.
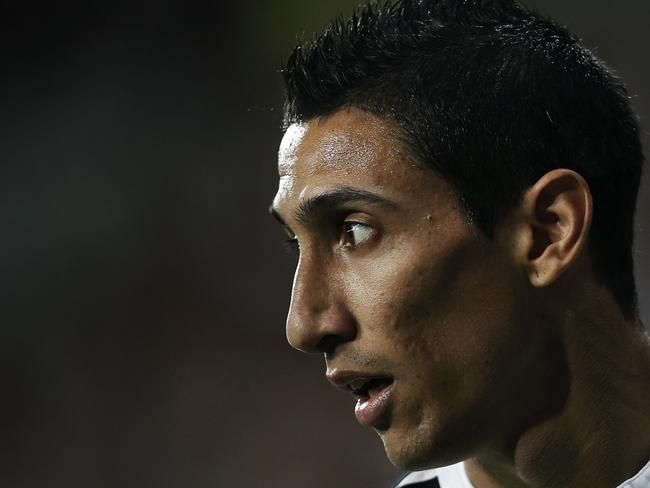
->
[380, 426, 462, 471]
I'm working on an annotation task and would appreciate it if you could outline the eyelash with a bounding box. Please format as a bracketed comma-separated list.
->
[282, 220, 374, 255]
[283, 236, 299, 254]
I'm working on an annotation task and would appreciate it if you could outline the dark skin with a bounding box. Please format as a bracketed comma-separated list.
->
[271, 107, 650, 488]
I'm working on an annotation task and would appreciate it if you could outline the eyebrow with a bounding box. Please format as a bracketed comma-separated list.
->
[269, 187, 398, 228]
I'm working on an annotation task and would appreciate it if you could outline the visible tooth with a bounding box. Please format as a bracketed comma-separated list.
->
[349, 379, 367, 391]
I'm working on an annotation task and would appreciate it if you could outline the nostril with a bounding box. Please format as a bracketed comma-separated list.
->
[316, 334, 348, 356]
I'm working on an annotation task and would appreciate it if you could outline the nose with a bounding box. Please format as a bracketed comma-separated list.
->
[286, 253, 357, 355]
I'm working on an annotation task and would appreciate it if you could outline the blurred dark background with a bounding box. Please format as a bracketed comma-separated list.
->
[1, 1, 648, 487]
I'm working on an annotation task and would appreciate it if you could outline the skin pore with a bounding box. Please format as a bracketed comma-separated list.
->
[271, 106, 650, 488]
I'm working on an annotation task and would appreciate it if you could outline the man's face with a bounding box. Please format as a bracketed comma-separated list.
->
[271, 107, 553, 469]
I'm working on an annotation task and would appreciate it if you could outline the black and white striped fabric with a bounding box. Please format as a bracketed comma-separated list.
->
[392, 459, 650, 488]
[393, 462, 470, 488]
[393, 471, 440, 488]
[393, 473, 440, 488]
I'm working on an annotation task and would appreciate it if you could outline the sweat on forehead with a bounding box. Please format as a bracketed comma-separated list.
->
[278, 107, 416, 180]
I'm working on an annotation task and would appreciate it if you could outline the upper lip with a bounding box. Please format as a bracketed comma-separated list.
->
[326, 369, 393, 393]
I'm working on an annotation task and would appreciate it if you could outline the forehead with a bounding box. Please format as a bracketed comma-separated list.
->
[274, 107, 451, 216]
[278, 107, 405, 180]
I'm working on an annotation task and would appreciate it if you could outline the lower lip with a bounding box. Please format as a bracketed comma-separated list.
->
[354, 383, 394, 427]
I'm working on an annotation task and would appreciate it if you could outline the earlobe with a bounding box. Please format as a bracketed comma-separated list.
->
[519, 169, 593, 287]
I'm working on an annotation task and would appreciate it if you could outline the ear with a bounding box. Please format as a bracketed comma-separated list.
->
[516, 169, 593, 287]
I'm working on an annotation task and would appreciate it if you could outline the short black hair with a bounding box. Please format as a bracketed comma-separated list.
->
[281, 0, 644, 320]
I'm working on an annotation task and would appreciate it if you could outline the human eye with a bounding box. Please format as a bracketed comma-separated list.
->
[283, 234, 299, 255]
[341, 220, 374, 248]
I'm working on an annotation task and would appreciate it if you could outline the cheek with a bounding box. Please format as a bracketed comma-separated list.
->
[344, 229, 521, 383]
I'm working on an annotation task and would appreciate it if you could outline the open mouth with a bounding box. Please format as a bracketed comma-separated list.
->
[349, 377, 394, 401]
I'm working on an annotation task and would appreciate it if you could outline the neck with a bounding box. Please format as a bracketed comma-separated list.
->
[466, 287, 650, 488]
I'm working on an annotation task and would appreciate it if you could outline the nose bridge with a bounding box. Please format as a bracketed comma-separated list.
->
[286, 250, 355, 354]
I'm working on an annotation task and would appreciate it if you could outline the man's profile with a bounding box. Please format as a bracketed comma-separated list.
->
[270, 1, 650, 486]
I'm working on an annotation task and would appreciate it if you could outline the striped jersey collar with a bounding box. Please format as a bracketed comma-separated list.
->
[395, 459, 650, 488]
